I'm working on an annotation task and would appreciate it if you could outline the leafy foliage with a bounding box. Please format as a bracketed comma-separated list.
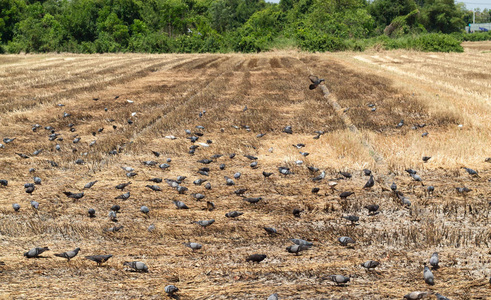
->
[0, 0, 485, 53]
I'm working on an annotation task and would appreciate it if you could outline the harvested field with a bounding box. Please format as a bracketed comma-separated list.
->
[0, 42, 490, 299]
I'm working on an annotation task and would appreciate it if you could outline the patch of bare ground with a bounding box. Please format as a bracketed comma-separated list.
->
[0, 43, 490, 299]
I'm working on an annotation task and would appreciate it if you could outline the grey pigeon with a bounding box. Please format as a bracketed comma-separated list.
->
[278, 167, 292, 175]
[225, 211, 243, 218]
[403, 292, 428, 300]
[12, 203, 20, 212]
[463, 167, 479, 177]
[33, 177, 42, 185]
[84, 181, 98, 189]
[148, 224, 156, 232]
[312, 171, 325, 182]
[3, 137, 15, 143]
[184, 242, 202, 251]
[308, 75, 325, 90]
[159, 163, 170, 170]
[286, 244, 310, 255]
[26, 185, 35, 194]
[338, 236, 355, 247]
[123, 261, 148, 272]
[282, 126, 292, 134]
[63, 191, 84, 199]
[195, 219, 215, 228]
[142, 160, 157, 166]
[361, 260, 380, 270]
[140, 206, 150, 215]
[105, 225, 123, 233]
[33, 150, 43, 156]
[145, 185, 161, 191]
[173, 200, 189, 209]
[396, 119, 404, 128]
[148, 178, 162, 183]
[225, 176, 235, 186]
[205, 182, 212, 190]
[456, 187, 472, 194]
[108, 210, 118, 222]
[363, 169, 371, 176]
[192, 193, 205, 201]
[30, 200, 39, 210]
[342, 215, 359, 225]
[111, 205, 120, 212]
[424, 265, 434, 285]
[24, 247, 49, 258]
[246, 254, 267, 263]
[429, 252, 439, 269]
[290, 239, 313, 246]
[88, 208, 96, 218]
[435, 293, 450, 300]
[411, 173, 423, 183]
[339, 171, 352, 179]
[328, 275, 350, 285]
[164, 285, 179, 295]
[115, 191, 130, 200]
[422, 156, 431, 163]
[0, 179, 8, 186]
[177, 186, 188, 194]
[363, 175, 374, 189]
[243, 197, 262, 204]
[339, 191, 354, 199]
[54, 248, 80, 261]
[126, 172, 137, 177]
[264, 227, 279, 235]
[267, 293, 279, 300]
[85, 254, 112, 266]
[193, 178, 207, 185]
[390, 182, 397, 191]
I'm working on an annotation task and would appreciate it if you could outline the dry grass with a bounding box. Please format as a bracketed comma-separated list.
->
[0, 44, 490, 299]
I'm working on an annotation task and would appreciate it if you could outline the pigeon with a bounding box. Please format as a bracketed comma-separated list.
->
[111, 205, 121, 212]
[140, 206, 150, 215]
[126, 172, 137, 177]
[403, 292, 428, 300]
[12, 203, 20, 212]
[173, 200, 189, 209]
[225, 211, 243, 218]
[26, 186, 35, 194]
[198, 158, 213, 164]
[267, 293, 279, 300]
[456, 187, 472, 194]
[192, 193, 205, 201]
[263, 171, 273, 178]
[24, 247, 49, 258]
[339, 171, 352, 179]
[429, 252, 439, 269]
[422, 132, 429, 137]
[424, 265, 435, 285]
[328, 275, 350, 285]
[243, 197, 262, 204]
[0, 179, 8, 186]
[177, 186, 188, 194]
[105, 225, 124, 233]
[286, 244, 310, 255]
[84, 181, 98, 189]
[30, 200, 39, 210]
[63, 191, 84, 200]
[225, 177, 235, 186]
[339, 191, 354, 199]
[219, 164, 226, 170]
[264, 227, 279, 235]
[246, 254, 267, 263]
[435, 293, 450, 300]
[396, 119, 404, 128]
[108, 211, 118, 222]
[142, 161, 158, 166]
[148, 178, 162, 183]
[422, 156, 431, 163]
[290, 239, 313, 247]
[364, 204, 379, 215]
[194, 178, 207, 185]
[463, 167, 479, 177]
[164, 285, 179, 296]
[115, 192, 130, 200]
[338, 236, 355, 247]
[363, 175, 374, 189]
[115, 182, 131, 190]
[195, 219, 215, 228]
[308, 75, 325, 90]
[292, 208, 303, 218]
[3, 138, 15, 144]
[342, 215, 359, 225]
[361, 260, 380, 270]
[311, 187, 320, 194]
[16, 153, 29, 159]
[148, 224, 156, 232]
[88, 208, 96, 218]
[294, 143, 306, 149]
[390, 182, 397, 192]
[244, 154, 258, 160]
[363, 169, 372, 176]
[184, 242, 202, 251]
[85, 254, 112, 266]
[54, 248, 80, 262]
[234, 172, 242, 179]
[411, 173, 423, 182]
[282, 126, 293, 134]
[250, 161, 258, 168]
[145, 185, 162, 191]
[312, 171, 325, 182]
[152, 151, 161, 157]
[123, 261, 148, 272]
[278, 167, 292, 175]
[206, 201, 215, 211]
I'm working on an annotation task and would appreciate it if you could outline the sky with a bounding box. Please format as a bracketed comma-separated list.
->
[264, 0, 491, 10]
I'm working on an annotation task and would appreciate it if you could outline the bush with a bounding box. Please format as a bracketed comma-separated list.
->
[411, 33, 463, 52]
[296, 27, 348, 52]
[462, 31, 491, 42]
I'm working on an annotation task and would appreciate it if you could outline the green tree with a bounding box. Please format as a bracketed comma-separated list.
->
[419, 0, 464, 33]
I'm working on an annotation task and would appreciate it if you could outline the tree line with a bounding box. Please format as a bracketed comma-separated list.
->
[0, 0, 490, 54]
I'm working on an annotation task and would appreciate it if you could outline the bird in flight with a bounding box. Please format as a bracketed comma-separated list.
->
[308, 75, 325, 90]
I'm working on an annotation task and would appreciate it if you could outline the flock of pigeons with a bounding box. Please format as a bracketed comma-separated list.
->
[0, 76, 488, 299]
